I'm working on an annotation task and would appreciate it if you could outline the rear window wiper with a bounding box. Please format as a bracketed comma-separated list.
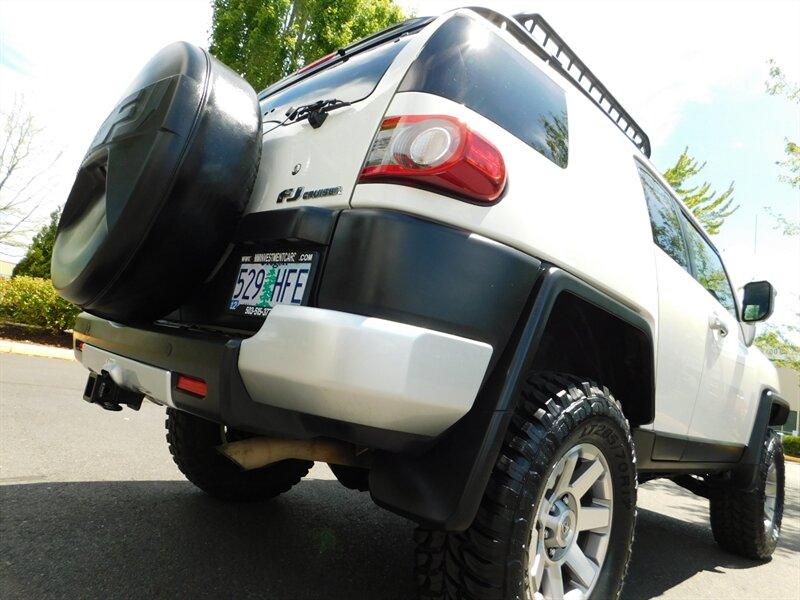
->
[285, 98, 351, 128]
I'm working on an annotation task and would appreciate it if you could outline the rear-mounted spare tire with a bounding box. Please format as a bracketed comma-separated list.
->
[52, 42, 262, 323]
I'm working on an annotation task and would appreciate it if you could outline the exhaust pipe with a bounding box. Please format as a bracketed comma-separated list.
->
[219, 436, 371, 471]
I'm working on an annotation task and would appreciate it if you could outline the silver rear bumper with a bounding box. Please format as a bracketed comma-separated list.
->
[77, 305, 492, 437]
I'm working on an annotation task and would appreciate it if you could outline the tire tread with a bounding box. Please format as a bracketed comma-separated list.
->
[415, 372, 636, 600]
[166, 408, 310, 502]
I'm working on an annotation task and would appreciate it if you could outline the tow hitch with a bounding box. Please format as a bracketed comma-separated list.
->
[83, 370, 144, 412]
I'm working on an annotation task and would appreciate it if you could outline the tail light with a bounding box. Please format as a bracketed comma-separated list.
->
[359, 115, 506, 203]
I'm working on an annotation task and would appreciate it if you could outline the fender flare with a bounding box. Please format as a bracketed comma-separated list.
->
[735, 388, 789, 491]
[369, 265, 655, 530]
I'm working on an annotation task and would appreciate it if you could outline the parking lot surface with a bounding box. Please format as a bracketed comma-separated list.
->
[1, 353, 798, 599]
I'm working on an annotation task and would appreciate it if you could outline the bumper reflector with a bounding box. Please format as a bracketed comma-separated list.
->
[176, 375, 207, 398]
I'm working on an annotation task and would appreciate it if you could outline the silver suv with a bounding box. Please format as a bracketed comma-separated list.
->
[53, 7, 788, 599]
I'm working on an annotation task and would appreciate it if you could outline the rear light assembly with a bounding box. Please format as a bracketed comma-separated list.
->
[359, 115, 506, 203]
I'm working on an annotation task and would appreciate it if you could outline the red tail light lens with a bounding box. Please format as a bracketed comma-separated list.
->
[359, 115, 506, 203]
[176, 375, 207, 398]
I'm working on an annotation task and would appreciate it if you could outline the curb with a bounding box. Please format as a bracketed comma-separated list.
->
[785, 454, 800, 464]
[0, 340, 75, 361]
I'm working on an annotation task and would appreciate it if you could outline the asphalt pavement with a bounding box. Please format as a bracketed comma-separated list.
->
[1, 353, 798, 599]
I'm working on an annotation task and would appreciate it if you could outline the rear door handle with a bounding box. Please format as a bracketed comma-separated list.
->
[708, 314, 728, 337]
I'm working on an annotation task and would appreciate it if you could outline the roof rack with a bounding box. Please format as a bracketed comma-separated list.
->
[513, 13, 651, 157]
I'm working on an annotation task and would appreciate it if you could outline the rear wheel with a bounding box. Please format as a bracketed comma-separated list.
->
[166, 408, 311, 502]
[415, 372, 637, 600]
[709, 428, 784, 559]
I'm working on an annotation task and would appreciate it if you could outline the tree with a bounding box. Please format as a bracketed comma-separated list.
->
[0, 96, 60, 248]
[210, 0, 406, 91]
[767, 60, 800, 189]
[12, 206, 61, 278]
[765, 60, 799, 237]
[755, 325, 800, 373]
[662, 147, 737, 235]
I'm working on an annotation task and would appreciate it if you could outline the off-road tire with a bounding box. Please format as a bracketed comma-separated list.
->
[166, 408, 311, 502]
[415, 372, 637, 600]
[709, 428, 785, 559]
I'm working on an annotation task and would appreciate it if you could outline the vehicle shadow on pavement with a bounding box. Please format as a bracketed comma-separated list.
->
[0, 479, 416, 600]
[623, 477, 800, 600]
[3, 475, 797, 600]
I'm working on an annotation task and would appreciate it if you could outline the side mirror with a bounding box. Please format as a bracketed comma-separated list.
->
[741, 280, 776, 322]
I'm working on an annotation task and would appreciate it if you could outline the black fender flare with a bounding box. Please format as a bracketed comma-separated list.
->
[734, 388, 789, 491]
[369, 265, 655, 530]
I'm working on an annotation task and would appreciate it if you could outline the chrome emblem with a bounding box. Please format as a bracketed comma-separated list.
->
[276, 186, 342, 203]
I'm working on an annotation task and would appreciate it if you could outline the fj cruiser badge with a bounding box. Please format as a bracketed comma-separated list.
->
[277, 186, 343, 203]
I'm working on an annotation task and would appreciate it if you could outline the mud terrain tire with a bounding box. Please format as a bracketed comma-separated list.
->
[416, 372, 637, 600]
[166, 409, 311, 502]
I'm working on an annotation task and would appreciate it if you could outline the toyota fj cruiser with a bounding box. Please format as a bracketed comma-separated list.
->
[52, 7, 789, 599]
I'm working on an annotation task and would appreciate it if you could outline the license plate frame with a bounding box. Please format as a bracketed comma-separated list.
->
[226, 250, 317, 317]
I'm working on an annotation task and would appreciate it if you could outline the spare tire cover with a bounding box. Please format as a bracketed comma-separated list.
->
[52, 42, 262, 322]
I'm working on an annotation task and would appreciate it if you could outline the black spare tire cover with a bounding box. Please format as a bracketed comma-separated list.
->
[52, 42, 262, 322]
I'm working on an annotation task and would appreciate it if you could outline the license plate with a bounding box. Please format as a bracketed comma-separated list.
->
[227, 251, 315, 317]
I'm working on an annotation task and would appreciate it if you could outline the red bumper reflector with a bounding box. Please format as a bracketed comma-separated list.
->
[177, 375, 207, 398]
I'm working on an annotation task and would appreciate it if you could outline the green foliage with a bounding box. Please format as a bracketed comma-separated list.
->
[0, 276, 79, 333]
[541, 112, 568, 168]
[764, 206, 800, 236]
[663, 148, 737, 235]
[12, 206, 61, 278]
[766, 59, 800, 189]
[210, 0, 406, 91]
[765, 60, 799, 236]
[755, 326, 800, 373]
[782, 435, 800, 457]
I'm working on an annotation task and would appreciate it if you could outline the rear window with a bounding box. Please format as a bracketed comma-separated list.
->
[260, 37, 411, 120]
[399, 15, 568, 168]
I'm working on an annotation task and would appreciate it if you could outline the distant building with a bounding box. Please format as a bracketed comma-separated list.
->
[0, 260, 15, 278]
[777, 367, 800, 436]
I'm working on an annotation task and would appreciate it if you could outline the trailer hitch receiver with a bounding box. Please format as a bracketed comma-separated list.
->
[83, 370, 144, 412]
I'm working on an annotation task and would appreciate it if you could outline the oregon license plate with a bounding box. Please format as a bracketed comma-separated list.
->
[227, 251, 315, 317]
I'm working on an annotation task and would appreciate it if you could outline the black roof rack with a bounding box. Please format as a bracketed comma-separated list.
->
[513, 13, 651, 157]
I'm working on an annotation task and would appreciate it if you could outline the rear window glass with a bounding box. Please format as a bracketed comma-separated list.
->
[399, 15, 568, 168]
[260, 37, 410, 120]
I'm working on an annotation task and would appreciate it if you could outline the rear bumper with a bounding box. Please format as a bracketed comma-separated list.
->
[72, 207, 543, 526]
[239, 305, 491, 436]
[76, 304, 491, 440]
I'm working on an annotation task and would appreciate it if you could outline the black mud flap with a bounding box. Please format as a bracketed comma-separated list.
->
[83, 370, 144, 412]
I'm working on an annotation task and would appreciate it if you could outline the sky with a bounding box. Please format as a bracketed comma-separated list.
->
[0, 0, 798, 329]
